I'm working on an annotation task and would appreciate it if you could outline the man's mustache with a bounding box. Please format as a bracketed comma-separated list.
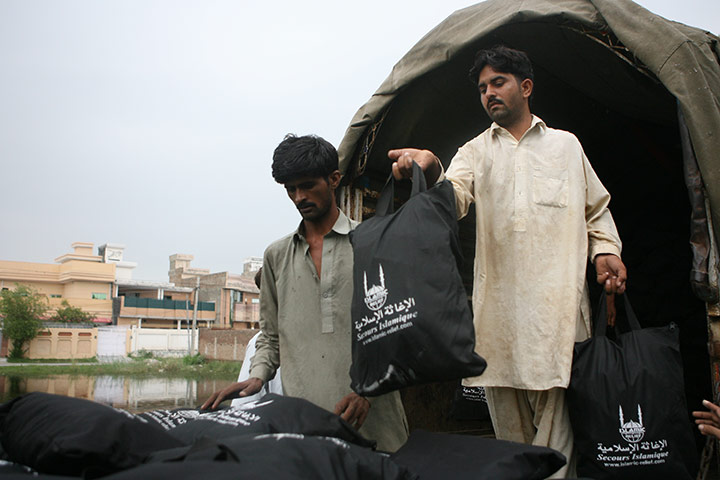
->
[297, 201, 315, 210]
[487, 99, 503, 107]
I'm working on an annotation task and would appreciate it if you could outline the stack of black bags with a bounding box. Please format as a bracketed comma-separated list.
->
[0, 392, 567, 479]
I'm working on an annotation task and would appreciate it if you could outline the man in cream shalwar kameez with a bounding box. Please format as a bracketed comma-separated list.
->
[389, 45, 627, 478]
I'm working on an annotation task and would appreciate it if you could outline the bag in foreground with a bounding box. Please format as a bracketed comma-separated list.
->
[137, 433, 417, 480]
[349, 162, 486, 396]
[567, 292, 698, 479]
[390, 430, 566, 479]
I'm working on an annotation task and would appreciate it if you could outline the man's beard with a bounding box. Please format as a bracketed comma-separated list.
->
[297, 199, 331, 222]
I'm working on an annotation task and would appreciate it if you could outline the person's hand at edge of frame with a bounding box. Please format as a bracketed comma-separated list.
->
[334, 392, 370, 430]
[388, 148, 441, 184]
[693, 399, 720, 439]
[200, 377, 264, 411]
[594, 253, 627, 294]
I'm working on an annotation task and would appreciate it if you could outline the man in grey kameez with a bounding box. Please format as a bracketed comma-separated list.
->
[203, 134, 408, 452]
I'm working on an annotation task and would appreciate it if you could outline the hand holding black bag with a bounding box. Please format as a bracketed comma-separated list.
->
[349, 162, 486, 396]
[567, 292, 698, 479]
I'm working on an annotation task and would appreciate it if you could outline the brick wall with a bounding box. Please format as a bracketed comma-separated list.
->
[198, 328, 258, 361]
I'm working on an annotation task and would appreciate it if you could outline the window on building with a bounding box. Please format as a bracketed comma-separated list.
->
[251, 298, 260, 304]
[50, 294, 62, 298]
[92, 293, 107, 300]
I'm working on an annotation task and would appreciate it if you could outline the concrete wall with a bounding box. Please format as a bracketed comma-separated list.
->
[26, 327, 98, 359]
[129, 326, 197, 356]
[232, 303, 259, 329]
[199, 328, 258, 361]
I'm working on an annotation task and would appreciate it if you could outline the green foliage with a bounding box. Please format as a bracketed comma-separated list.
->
[129, 349, 154, 360]
[51, 300, 95, 324]
[6, 357, 97, 364]
[0, 285, 48, 359]
[182, 353, 206, 366]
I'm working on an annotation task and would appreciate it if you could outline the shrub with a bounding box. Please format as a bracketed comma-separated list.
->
[182, 353, 206, 366]
[0, 285, 48, 359]
[51, 300, 95, 324]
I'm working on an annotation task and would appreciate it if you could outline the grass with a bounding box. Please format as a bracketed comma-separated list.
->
[0, 354, 242, 380]
[6, 357, 98, 364]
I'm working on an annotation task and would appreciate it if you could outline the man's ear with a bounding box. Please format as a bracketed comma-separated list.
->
[328, 170, 342, 189]
[521, 78, 533, 100]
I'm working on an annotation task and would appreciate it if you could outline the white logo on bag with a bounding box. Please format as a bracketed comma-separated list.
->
[618, 404, 646, 443]
[363, 264, 388, 311]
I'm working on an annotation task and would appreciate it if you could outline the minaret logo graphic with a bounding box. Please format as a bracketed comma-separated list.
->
[363, 264, 389, 311]
[618, 404, 646, 443]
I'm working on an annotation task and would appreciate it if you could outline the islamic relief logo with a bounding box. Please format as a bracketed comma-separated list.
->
[618, 404, 646, 443]
[363, 264, 388, 311]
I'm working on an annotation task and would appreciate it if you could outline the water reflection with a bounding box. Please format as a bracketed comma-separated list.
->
[0, 375, 235, 413]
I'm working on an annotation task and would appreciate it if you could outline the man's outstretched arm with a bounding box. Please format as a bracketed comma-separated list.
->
[388, 148, 441, 184]
[201, 377, 264, 411]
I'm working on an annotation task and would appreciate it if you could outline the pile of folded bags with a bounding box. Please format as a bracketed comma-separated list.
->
[0, 392, 567, 479]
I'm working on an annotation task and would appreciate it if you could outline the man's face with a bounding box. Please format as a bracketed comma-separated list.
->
[284, 173, 338, 222]
[477, 65, 531, 127]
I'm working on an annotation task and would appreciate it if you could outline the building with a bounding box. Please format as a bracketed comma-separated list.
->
[97, 244, 216, 329]
[0, 242, 115, 323]
[0, 242, 217, 330]
[242, 256, 263, 274]
[169, 254, 260, 329]
[0, 243, 258, 331]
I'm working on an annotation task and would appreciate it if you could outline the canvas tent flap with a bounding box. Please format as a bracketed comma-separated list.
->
[338, 0, 720, 246]
[590, 0, 720, 241]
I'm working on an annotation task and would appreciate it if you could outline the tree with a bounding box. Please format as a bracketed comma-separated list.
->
[51, 300, 95, 324]
[0, 285, 48, 359]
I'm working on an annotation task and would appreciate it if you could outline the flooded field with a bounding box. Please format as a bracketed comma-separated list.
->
[0, 374, 236, 413]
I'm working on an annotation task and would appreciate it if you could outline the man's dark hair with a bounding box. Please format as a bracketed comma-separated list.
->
[271, 134, 339, 184]
[468, 45, 534, 85]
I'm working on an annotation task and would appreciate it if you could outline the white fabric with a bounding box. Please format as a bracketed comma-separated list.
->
[230, 332, 283, 407]
[441, 116, 622, 390]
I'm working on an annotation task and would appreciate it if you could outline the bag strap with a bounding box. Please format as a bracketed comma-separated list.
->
[375, 161, 427, 217]
[594, 291, 641, 337]
[410, 160, 427, 197]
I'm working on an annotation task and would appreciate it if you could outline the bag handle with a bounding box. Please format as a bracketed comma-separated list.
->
[593, 291, 641, 337]
[375, 161, 428, 217]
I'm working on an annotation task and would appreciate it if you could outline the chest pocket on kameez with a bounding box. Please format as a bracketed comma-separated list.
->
[532, 167, 568, 208]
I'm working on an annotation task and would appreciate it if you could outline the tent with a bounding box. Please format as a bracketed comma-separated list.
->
[336, 0, 720, 446]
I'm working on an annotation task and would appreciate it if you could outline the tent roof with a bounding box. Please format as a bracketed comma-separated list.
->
[338, 0, 720, 239]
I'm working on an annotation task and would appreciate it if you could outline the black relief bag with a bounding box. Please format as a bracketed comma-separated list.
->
[137, 434, 417, 480]
[390, 430, 566, 480]
[153, 393, 374, 448]
[567, 293, 698, 480]
[349, 162, 486, 396]
[449, 384, 491, 421]
[0, 392, 184, 476]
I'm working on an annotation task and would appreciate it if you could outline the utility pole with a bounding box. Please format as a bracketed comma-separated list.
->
[191, 277, 199, 355]
[186, 299, 191, 355]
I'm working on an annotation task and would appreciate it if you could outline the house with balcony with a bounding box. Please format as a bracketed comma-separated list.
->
[0, 242, 115, 323]
[169, 254, 260, 329]
[98, 244, 216, 329]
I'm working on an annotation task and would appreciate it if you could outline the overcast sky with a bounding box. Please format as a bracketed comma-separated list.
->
[1, 0, 718, 281]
